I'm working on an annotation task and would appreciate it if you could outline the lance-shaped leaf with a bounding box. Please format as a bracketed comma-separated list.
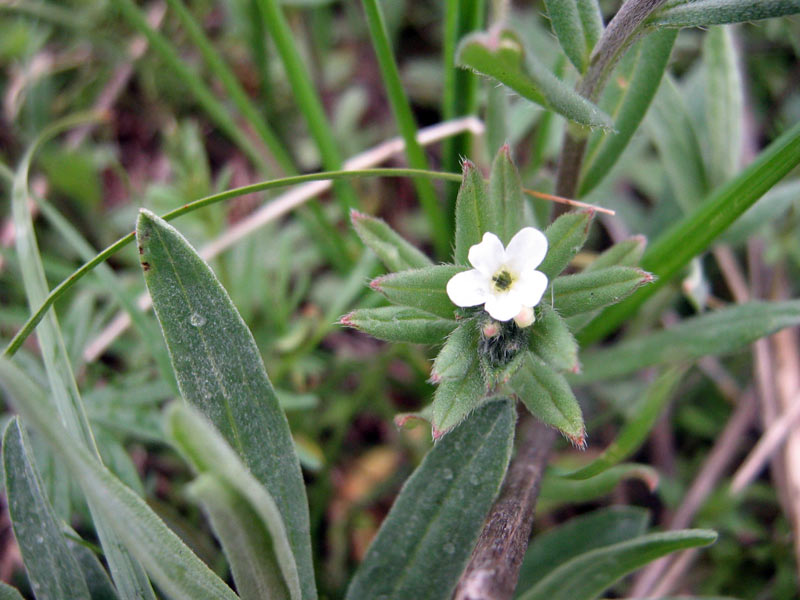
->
[575, 300, 800, 383]
[539, 463, 658, 509]
[586, 235, 647, 271]
[432, 320, 480, 382]
[346, 400, 515, 600]
[544, 0, 604, 73]
[0, 584, 24, 600]
[432, 354, 488, 436]
[517, 506, 650, 593]
[646, 0, 800, 28]
[551, 266, 654, 318]
[2, 418, 91, 600]
[704, 26, 743, 187]
[457, 28, 613, 130]
[370, 265, 464, 319]
[135, 209, 314, 599]
[340, 306, 456, 344]
[166, 403, 301, 600]
[564, 367, 684, 479]
[538, 210, 593, 279]
[517, 530, 718, 600]
[489, 145, 525, 245]
[454, 160, 495, 265]
[529, 304, 579, 373]
[580, 29, 677, 196]
[0, 357, 238, 600]
[510, 352, 584, 446]
[350, 209, 432, 272]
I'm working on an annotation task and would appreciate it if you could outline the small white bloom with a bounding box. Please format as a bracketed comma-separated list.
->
[446, 228, 548, 324]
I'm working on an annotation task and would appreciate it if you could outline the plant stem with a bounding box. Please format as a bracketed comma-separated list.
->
[453, 412, 556, 600]
[554, 0, 670, 198]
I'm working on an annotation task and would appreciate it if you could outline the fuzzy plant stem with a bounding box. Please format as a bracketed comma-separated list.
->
[453, 412, 557, 600]
[554, 0, 670, 199]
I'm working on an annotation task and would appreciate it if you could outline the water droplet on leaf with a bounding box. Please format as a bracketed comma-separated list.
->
[190, 313, 206, 327]
[442, 468, 453, 480]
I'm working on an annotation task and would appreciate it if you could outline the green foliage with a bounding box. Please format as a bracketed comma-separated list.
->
[136, 209, 315, 599]
[351, 210, 433, 271]
[370, 265, 464, 319]
[647, 0, 800, 27]
[544, 0, 603, 73]
[528, 304, 579, 373]
[341, 306, 457, 344]
[551, 266, 654, 317]
[517, 530, 718, 600]
[538, 210, 593, 279]
[489, 145, 526, 245]
[166, 403, 302, 600]
[457, 28, 613, 130]
[2, 418, 91, 600]
[454, 159, 493, 265]
[346, 400, 516, 600]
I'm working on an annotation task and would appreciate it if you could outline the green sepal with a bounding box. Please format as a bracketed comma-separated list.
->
[341, 306, 457, 344]
[370, 265, 464, 319]
[432, 355, 488, 437]
[350, 209, 433, 272]
[529, 304, 580, 373]
[538, 210, 594, 279]
[509, 352, 585, 446]
[489, 145, 525, 245]
[456, 28, 613, 130]
[551, 266, 654, 317]
[432, 320, 480, 382]
[454, 160, 494, 265]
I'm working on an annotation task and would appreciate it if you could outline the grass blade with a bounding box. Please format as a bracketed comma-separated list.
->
[136, 209, 315, 600]
[360, 0, 450, 255]
[579, 119, 800, 344]
[345, 400, 516, 600]
[2, 418, 91, 600]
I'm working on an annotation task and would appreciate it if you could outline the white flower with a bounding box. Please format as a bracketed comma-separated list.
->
[446, 228, 549, 324]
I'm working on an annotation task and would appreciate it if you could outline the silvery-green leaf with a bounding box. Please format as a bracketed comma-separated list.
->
[454, 159, 495, 265]
[432, 354, 488, 436]
[529, 304, 579, 373]
[538, 210, 594, 279]
[647, 0, 800, 28]
[551, 267, 654, 317]
[489, 145, 525, 245]
[351, 209, 432, 272]
[341, 306, 457, 344]
[370, 265, 464, 319]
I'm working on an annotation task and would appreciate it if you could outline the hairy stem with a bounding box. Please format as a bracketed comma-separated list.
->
[555, 0, 669, 198]
[453, 412, 556, 600]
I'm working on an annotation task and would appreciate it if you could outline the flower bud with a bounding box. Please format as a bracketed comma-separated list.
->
[513, 306, 535, 328]
[481, 320, 501, 338]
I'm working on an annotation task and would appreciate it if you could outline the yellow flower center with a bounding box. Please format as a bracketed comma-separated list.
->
[492, 269, 514, 292]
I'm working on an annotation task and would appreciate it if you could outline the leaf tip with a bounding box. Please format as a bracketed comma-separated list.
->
[350, 208, 368, 224]
[369, 277, 385, 293]
[339, 312, 355, 328]
[567, 427, 588, 450]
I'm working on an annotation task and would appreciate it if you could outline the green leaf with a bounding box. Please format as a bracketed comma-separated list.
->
[580, 87, 800, 344]
[647, 0, 800, 28]
[0, 357, 238, 600]
[457, 28, 613, 130]
[454, 160, 494, 265]
[723, 179, 800, 244]
[370, 265, 464, 319]
[563, 367, 684, 479]
[340, 306, 456, 344]
[586, 236, 647, 271]
[65, 533, 119, 600]
[136, 209, 315, 600]
[510, 353, 585, 445]
[432, 320, 480, 381]
[0, 583, 24, 600]
[529, 304, 579, 373]
[544, 0, 603, 73]
[346, 400, 516, 600]
[489, 145, 525, 245]
[551, 266, 654, 318]
[646, 74, 709, 212]
[579, 29, 677, 196]
[538, 463, 658, 508]
[518, 530, 718, 600]
[432, 354, 487, 436]
[538, 210, 593, 279]
[704, 26, 743, 187]
[2, 418, 92, 600]
[576, 301, 800, 383]
[517, 506, 650, 593]
[350, 209, 433, 271]
[167, 403, 301, 600]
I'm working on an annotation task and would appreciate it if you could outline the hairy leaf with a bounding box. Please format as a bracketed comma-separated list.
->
[370, 265, 464, 319]
[341, 306, 457, 344]
[351, 209, 432, 272]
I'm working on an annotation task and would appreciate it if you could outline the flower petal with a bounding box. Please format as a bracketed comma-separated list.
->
[484, 292, 523, 321]
[468, 232, 505, 276]
[514, 269, 549, 308]
[505, 227, 548, 272]
[446, 269, 490, 307]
